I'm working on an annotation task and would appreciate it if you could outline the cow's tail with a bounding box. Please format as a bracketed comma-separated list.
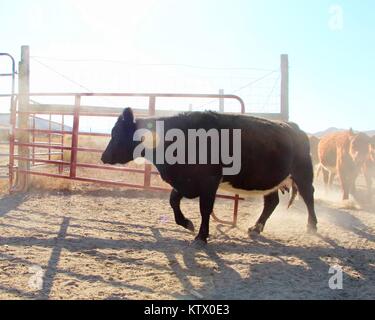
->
[287, 182, 298, 209]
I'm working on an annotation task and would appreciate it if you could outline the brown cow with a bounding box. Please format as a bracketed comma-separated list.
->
[363, 136, 375, 198]
[318, 129, 370, 200]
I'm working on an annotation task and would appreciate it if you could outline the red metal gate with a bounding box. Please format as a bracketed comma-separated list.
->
[9, 92, 246, 226]
[0, 53, 16, 180]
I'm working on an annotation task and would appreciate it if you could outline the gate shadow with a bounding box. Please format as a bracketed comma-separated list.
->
[0, 193, 28, 218]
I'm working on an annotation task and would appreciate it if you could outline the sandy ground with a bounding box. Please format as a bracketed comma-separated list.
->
[0, 179, 374, 300]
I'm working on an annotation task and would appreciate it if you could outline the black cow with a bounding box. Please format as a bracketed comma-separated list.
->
[102, 108, 318, 245]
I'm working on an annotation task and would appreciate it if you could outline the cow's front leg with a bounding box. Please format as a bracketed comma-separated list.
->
[338, 168, 350, 200]
[170, 189, 194, 232]
[194, 177, 220, 245]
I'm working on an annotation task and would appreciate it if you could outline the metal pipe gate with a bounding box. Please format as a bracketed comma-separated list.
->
[9, 92, 247, 226]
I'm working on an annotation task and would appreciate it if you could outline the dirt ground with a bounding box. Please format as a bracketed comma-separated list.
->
[0, 179, 374, 300]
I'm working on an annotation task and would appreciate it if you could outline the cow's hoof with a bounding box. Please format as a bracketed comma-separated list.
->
[191, 238, 207, 249]
[185, 220, 195, 233]
[248, 223, 264, 237]
[307, 224, 318, 235]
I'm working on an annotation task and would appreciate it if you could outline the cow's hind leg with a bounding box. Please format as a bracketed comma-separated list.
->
[328, 172, 336, 187]
[365, 173, 373, 200]
[322, 167, 329, 191]
[293, 159, 318, 234]
[248, 191, 279, 236]
[338, 168, 350, 200]
[170, 189, 194, 232]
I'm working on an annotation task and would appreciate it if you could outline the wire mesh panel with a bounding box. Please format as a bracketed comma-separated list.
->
[29, 56, 283, 116]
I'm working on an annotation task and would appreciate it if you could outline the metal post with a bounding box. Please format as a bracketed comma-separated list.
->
[0, 52, 16, 112]
[48, 113, 52, 161]
[70, 96, 80, 178]
[32, 114, 36, 166]
[280, 54, 289, 121]
[0, 52, 16, 191]
[233, 195, 239, 226]
[17, 46, 30, 191]
[8, 96, 17, 190]
[219, 89, 224, 112]
[59, 114, 64, 174]
[144, 96, 155, 188]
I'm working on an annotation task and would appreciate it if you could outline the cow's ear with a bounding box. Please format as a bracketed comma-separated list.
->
[123, 108, 135, 125]
[348, 128, 354, 136]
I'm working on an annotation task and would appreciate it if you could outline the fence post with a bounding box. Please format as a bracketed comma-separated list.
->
[280, 54, 289, 121]
[32, 114, 35, 166]
[17, 45, 30, 191]
[70, 95, 80, 178]
[8, 96, 17, 190]
[59, 114, 65, 174]
[219, 89, 224, 112]
[144, 96, 156, 188]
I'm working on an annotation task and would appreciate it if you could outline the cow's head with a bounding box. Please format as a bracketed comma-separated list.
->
[101, 108, 137, 165]
[349, 131, 370, 167]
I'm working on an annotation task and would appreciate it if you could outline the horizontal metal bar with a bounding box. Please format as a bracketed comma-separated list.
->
[27, 141, 64, 146]
[15, 142, 72, 151]
[17, 128, 69, 135]
[76, 163, 159, 175]
[75, 147, 104, 153]
[17, 110, 128, 117]
[17, 169, 244, 201]
[31, 163, 56, 168]
[34, 152, 63, 156]
[15, 128, 110, 137]
[15, 142, 106, 154]
[16, 169, 158, 189]
[19, 107, 284, 120]
[0, 73, 13, 76]
[15, 157, 67, 166]
[2, 92, 246, 113]
[15, 92, 242, 99]
[6, 152, 61, 157]
[14, 156, 159, 174]
[27, 104, 151, 117]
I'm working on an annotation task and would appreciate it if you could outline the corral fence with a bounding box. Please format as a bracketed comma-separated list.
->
[0, 46, 289, 226]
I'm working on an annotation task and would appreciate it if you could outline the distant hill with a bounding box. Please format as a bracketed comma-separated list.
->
[0, 113, 72, 131]
[311, 127, 375, 138]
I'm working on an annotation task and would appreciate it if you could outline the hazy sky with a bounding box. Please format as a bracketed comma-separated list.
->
[0, 0, 374, 133]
